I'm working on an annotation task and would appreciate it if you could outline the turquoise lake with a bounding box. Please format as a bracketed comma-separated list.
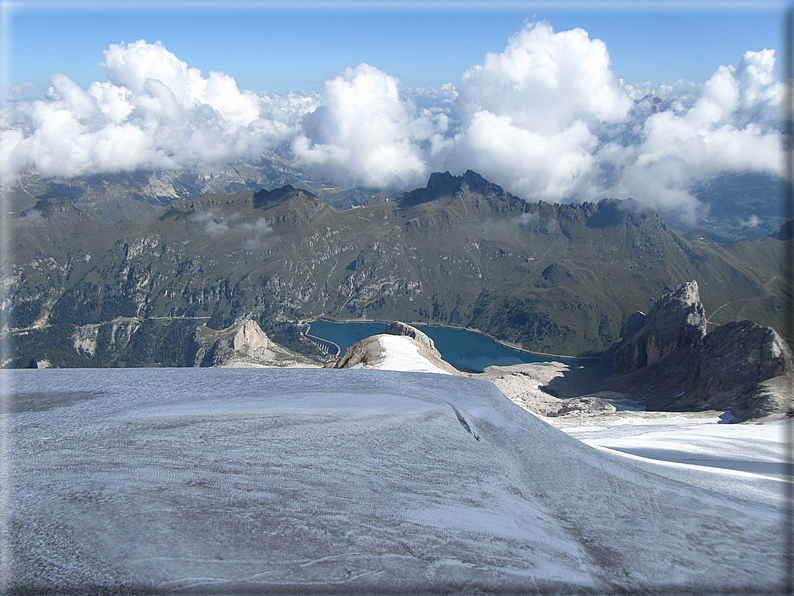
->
[306, 320, 583, 372]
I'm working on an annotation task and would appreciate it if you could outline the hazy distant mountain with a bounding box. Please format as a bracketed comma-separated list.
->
[4, 153, 785, 240]
[3, 153, 380, 225]
[690, 172, 785, 241]
[3, 171, 789, 367]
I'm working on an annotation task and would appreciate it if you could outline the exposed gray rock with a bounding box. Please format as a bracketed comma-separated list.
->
[192, 319, 319, 368]
[193, 319, 270, 367]
[384, 321, 439, 355]
[682, 319, 791, 420]
[332, 335, 387, 370]
[610, 281, 706, 374]
[596, 281, 792, 422]
[548, 395, 618, 417]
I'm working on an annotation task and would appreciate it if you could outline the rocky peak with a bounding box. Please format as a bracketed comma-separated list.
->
[192, 319, 270, 367]
[190, 319, 320, 368]
[611, 281, 706, 374]
[232, 319, 269, 353]
[600, 281, 791, 421]
[460, 170, 491, 192]
[400, 172, 462, 206]
[399, 171, 520, 219]
[426, 171, 459, 194]
[253, 185, 318, 209]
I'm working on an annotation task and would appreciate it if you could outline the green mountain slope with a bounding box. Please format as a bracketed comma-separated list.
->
[3, 171, 790, 367]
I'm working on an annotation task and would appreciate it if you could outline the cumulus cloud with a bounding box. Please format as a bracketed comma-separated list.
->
[456, 22, 632, 134]
[291, 63, 448, 189]
[0, 28, 784, 225]
[437, 21, 782, 221]
[602, 49, 782, 222]
[438, 21, 633, 202]
[0, 40, 308, 183]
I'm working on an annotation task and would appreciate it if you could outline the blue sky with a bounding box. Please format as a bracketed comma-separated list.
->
[3, 1, 787, 95]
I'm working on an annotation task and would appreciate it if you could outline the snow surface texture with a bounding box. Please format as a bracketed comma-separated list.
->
[369, 336, 452, 374]
[2, 368, 787, 594]
[477, 361, 790, 508]
[562, 414, 788, 508]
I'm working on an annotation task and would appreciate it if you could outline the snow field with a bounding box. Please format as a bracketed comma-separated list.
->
[372, 335, 453, 374]
[559, 414, 791, 508]
[2, 367, 787, 594]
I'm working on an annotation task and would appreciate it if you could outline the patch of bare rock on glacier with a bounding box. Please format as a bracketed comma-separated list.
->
[4, 363, 786, 595]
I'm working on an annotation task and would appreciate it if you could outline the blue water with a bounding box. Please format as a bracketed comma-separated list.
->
[306, 320, 581, 372]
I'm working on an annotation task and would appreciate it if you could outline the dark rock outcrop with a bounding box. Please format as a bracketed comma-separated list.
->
[601, 281, 791, 421]
[684, 320, 791, 420]
[546, 281, 792, 422]
[609, 281, 706, 374]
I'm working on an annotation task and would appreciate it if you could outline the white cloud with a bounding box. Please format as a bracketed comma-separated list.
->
[740, 215, 762, 228]
[603, 49, 783, 223]
[456, 22, 632, 134]
[241, 218, 273, 248]
[735, 49, 781, 125]
[442, 21, 632, 201]
[191, 210, 271, 243]
[204, 219, 230, 235]
[451, 111, 598, 201]
[240, 218, 272, 236]
[291, 63, 446, 189]
[10, 81, 37, 98]
[0, 40, 305, 184]
[0, 31, 784, 226]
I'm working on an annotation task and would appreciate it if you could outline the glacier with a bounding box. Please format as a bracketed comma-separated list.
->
[1, 367, 787, 594]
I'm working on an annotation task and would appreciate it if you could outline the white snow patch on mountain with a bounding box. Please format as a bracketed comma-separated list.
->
[371, 335, 452, 374]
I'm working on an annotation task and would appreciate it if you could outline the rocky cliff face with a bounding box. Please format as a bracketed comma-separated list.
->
[192, 320, 270, 367]
[599, 281, 791, 421]
[192, 319, 318, 368]
[610, 281, 707, 373]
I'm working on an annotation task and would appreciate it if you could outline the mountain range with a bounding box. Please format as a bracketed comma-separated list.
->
[3, 170, 790, 368]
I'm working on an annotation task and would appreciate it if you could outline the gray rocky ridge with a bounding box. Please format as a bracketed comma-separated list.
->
[600, 281, 791, 421]
[191, 319, 319, 368]
[531, 281, 792, 422]
[609, 280, 706, 373]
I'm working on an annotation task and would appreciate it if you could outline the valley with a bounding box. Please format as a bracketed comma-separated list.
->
[2, 170, 790, 368]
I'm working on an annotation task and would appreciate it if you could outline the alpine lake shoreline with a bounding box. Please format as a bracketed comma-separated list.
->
[304, 316, 598, 372]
